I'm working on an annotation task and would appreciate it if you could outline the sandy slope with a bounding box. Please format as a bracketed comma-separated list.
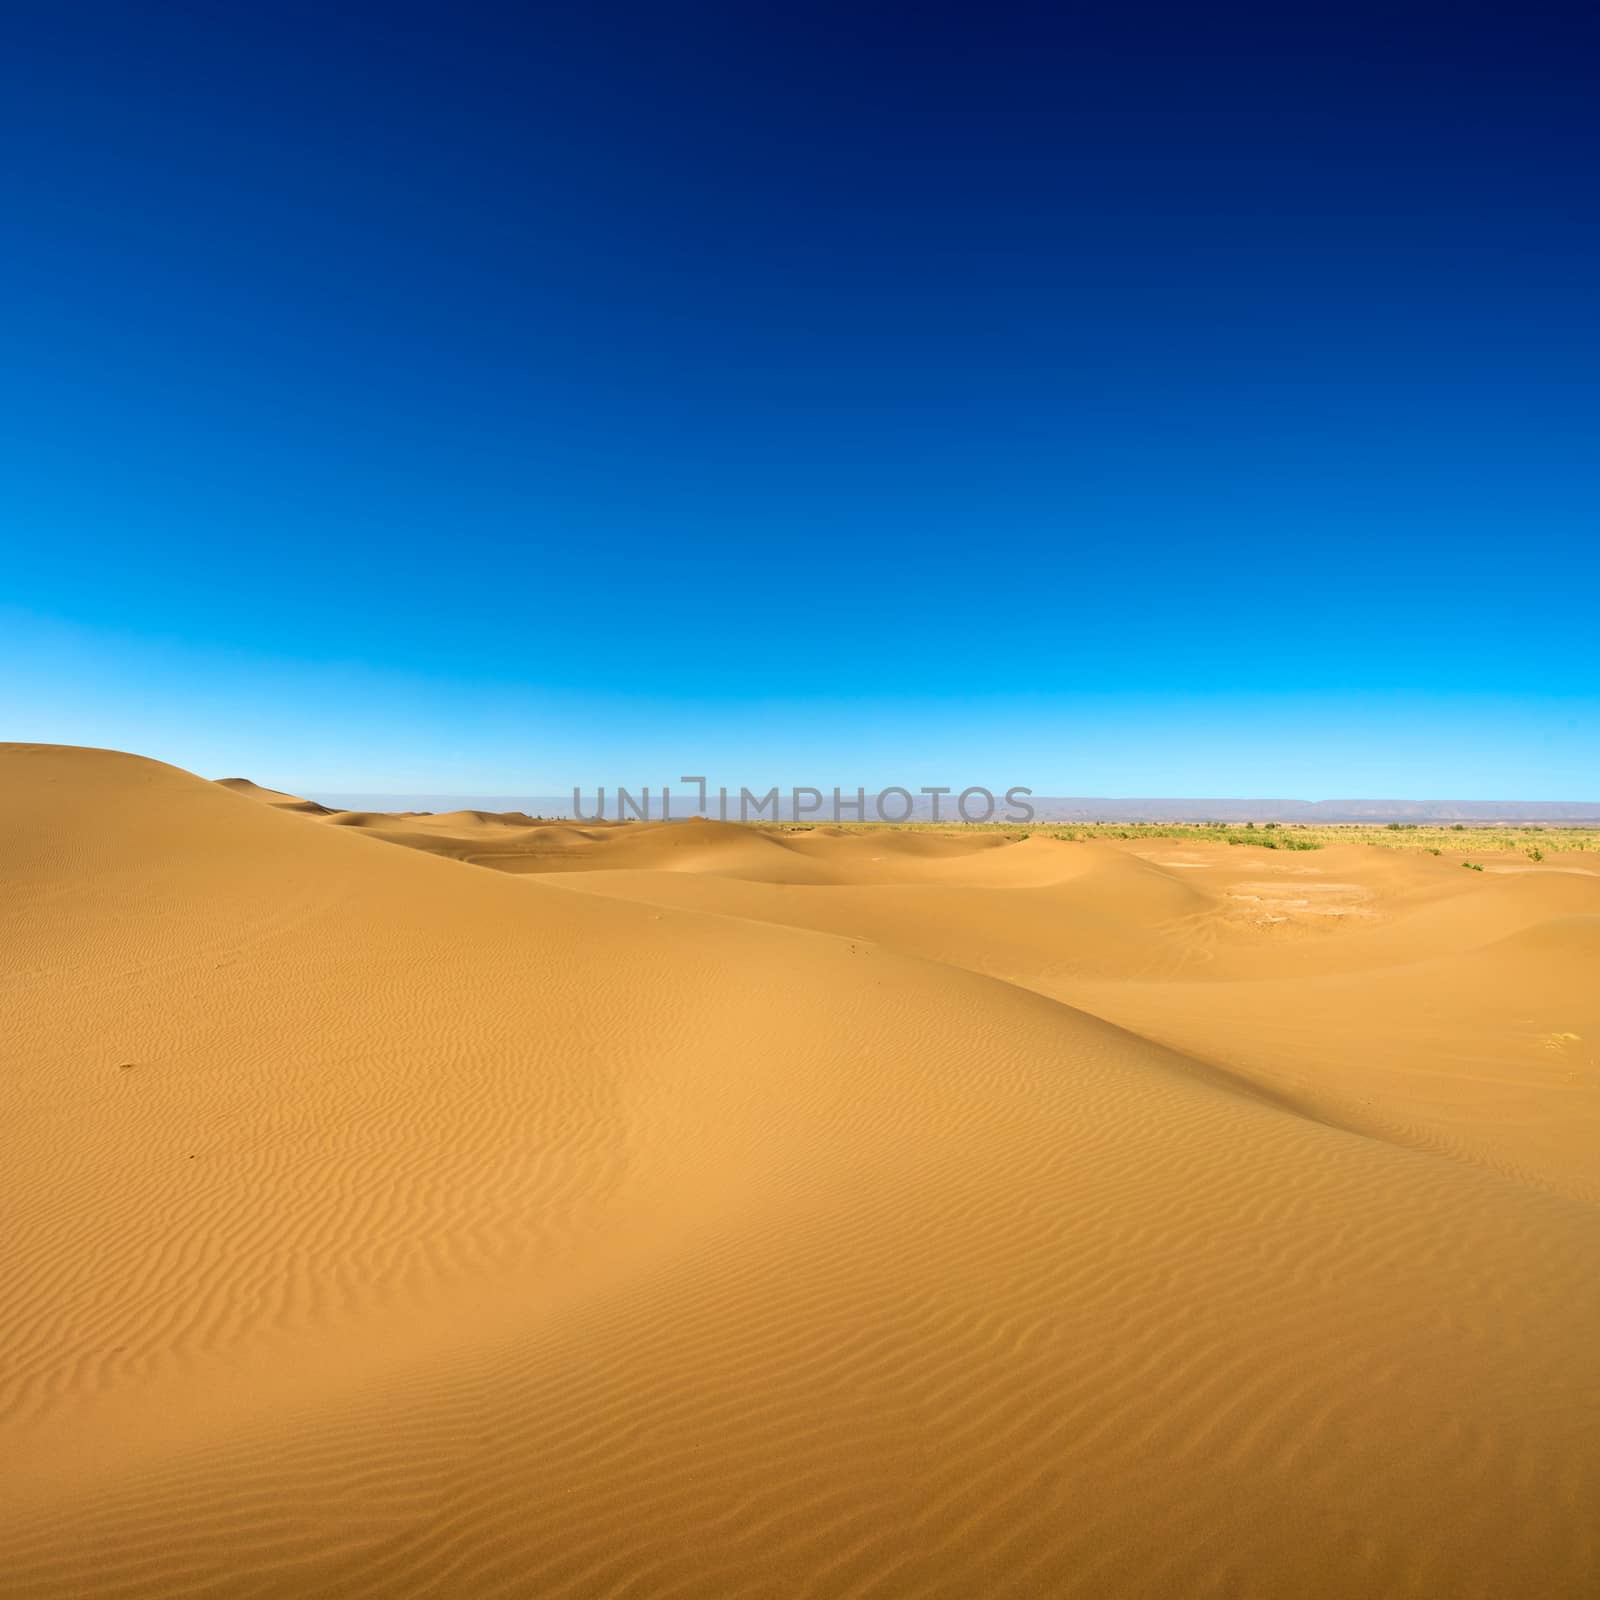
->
[4, 746, 1598, 1598]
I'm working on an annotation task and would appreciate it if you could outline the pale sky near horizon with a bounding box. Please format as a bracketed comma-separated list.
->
[8, 606, 1593, 799]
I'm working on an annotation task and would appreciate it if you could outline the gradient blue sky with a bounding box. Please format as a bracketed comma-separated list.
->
[5, 2, 1597, 796]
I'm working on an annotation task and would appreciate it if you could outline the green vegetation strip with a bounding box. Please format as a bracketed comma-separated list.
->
[767, 821, 1600, 854]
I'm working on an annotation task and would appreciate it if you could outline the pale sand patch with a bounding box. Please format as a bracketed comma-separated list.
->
[1227, 880, 1375, 919]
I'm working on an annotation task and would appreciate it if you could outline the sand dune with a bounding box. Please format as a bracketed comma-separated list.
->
[4, 745, 1598, 1597]
[214, 776, 337, 817]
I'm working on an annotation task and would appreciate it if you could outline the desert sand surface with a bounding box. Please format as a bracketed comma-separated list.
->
[4, 744, 1598, 1598]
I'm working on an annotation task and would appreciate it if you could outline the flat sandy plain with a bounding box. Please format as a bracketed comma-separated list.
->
[4, 743, 1597, 1598]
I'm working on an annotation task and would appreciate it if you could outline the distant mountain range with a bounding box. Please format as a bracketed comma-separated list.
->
[306, 793, 1600, 825]
[1023, 798, 1600, 824]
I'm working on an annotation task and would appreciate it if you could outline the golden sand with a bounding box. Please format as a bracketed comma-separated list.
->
[4, 745, 1597, 1597]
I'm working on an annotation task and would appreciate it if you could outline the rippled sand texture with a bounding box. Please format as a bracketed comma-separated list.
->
[4, 746, 1598, 1598]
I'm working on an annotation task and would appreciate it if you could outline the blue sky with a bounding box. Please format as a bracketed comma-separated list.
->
[4, 3, 1597, 797]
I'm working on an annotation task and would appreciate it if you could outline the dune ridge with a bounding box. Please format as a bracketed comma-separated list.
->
[3, 744, 1597, 1597]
